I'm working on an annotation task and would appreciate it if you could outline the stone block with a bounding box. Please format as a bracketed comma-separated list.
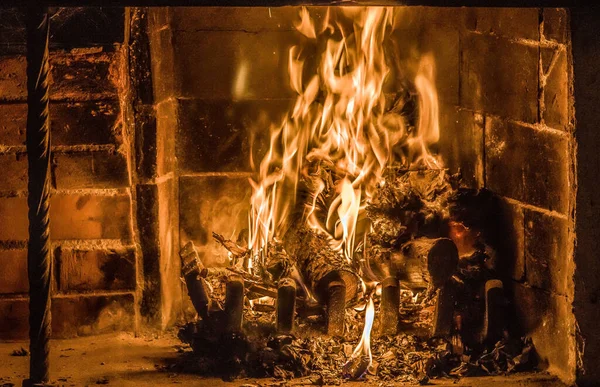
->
[420, 23, 460, 105]
[485, 118, 569, 213]
[174, 30, 298, 100]
[525, 209, 571, 295]
[51, 293, 134, 338]
[464, 8, 540, 40]
[0, 249, 28, 294]
[50, 194, 132, 240]
[0, 196, 28, 241]
[460, 33, 539, 123]
[55, 247, 136, 292]
[543, 8, 568, 44]
[543, 48, 570, 131]
[437, 105, 484, 189]
[53, 151, 129, 189]
[177, 98, 290, 173]
[0, 298, 28, 340]
[179, 175, 251, 267]
[148, 28, 177, 104]
[156, 100, 177, 177]
[0, 153, 27, 191]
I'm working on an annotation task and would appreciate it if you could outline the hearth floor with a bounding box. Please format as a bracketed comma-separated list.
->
[0, 332, 564, 386]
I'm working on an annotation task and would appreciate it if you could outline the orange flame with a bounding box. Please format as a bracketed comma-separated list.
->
[248, 4, 442, 295]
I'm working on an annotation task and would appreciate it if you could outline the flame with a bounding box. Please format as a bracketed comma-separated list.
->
[343, 295, 376, 378]
[248, 7, 442, 265]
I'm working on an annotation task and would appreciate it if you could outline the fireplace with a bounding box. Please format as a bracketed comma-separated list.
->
[0, 4, 598, 387]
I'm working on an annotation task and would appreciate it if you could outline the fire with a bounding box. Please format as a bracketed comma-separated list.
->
[343, 295, 376, 379]
[246, 5, 443, 371]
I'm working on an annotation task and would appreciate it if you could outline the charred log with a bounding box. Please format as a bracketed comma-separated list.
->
[380, 276, 400, 336]
[180, 241, 213, 319]
[326, 279, 347, 336]
[276, 278, 296, 333]
[224, 276, 244, 333]
[393, 237, 459, 290]
[432, 281, 456, 337]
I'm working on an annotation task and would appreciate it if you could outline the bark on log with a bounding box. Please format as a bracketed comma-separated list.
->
[224, 276, 244, 333]
[180, 242, 212, 319]
[392, 237, 458, 289]
[284, 227, 360, 305]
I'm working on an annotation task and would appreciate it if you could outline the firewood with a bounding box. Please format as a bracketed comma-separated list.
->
[276, 278, 297, 333]
[180, 241, 214, 319]
[224, 276, 244, 333]
[380, 276, 399, 336]
[326, 279, 346, 336]
[480, 279, 506, 345]
[392, 237, 459, 290]
[284, 226, 360, 305]
[432, 282, 456, 337]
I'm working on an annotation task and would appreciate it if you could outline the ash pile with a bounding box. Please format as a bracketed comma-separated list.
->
[174, 169, 536, 384]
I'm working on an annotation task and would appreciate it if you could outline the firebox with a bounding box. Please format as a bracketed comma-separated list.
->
[0, 4, 598, 387]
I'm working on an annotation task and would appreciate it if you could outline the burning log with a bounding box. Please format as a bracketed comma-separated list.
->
[180, 241, 213, 319]
[224, 276, 244, 333]
[393, 237, 459, 290]
[276, 278, 296, 333]
[343, 296, 375, 379]
[284, 227, 360, 335]
[380, 276, 400, 336]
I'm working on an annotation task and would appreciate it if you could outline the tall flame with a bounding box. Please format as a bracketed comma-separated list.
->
[343, 295, 376, 378]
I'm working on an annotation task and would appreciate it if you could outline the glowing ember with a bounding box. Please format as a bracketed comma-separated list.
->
[343, 295, 376, 379]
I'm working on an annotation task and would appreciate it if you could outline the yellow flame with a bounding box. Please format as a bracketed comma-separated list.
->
[248, 6, 442, 276]
[343, 295, 375, 378]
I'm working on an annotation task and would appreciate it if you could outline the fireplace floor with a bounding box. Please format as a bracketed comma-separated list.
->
[0, 332, 565, 386]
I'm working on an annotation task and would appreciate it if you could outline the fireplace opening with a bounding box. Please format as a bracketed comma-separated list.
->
[1, 4, 594, 386]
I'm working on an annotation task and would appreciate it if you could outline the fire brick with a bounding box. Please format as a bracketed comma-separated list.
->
[148, 28, 177, 104]
[500, 200, 525, 282]
[544, 48, 570, 131]
[156, 100, 177, 177]
[543, 8, 568, 44]
[0, 154, 27, 191]
[460, 33, 539, 124]
[511, 283, 575, 382]
[485, 118, 569, 214]
[174, 30, 298, 100]
[0, 52, 121, 102]
[525, 209, 571, 295]
[0, 196, 28, 241]
[437, 105, 484, 189]
[49, 194, 132, 240]
[0, 102, 121, 147]
[463, 8, 540, 40]
[177, 98, 290, 173]
[51, 293, 134, 338]
[55, 248, 136, 292]
[53, 151, 129, 189]
[179, 175, 251, 267]
[0, 249, 28, 294]
[0, 298, 29, 340]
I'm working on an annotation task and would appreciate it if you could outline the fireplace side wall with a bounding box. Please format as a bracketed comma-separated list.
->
[0, 8, 140, 339]
[147, 6, 576, 382]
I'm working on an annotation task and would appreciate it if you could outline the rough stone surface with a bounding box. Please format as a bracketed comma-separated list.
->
[0, 298, 28, 340]
[52, 293, 134, 338]
[437, 105, 484, 189]
[463, 8, 540, 40]
[177, 98, 290, 173]
[485, 119, 569, 214]
[179, 175, 251, 267]
[543, 48, 569, 131]
[156, 100, 177, 177]
[0, 154, 27, 191]
[53, 151, 129, 189]
[148, 28, 177, 104]
[0, 196, 28, 241]
[174, 30, 298, 100]
[460, 33, 539, 123]
[0, 248, 28, 294]
[543, 8, 568, 44]
[50, 194, 132, 240]
[0, 52, 122, 102]
[498, 199, 525, 282]
[55, 248, 136, 292]
[511, 283, 575, 383]
[524, 210, 570, 295]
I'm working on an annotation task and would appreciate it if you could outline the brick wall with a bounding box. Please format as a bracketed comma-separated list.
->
[0, 8, 138, 339]
[149, 6, 575, 381]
